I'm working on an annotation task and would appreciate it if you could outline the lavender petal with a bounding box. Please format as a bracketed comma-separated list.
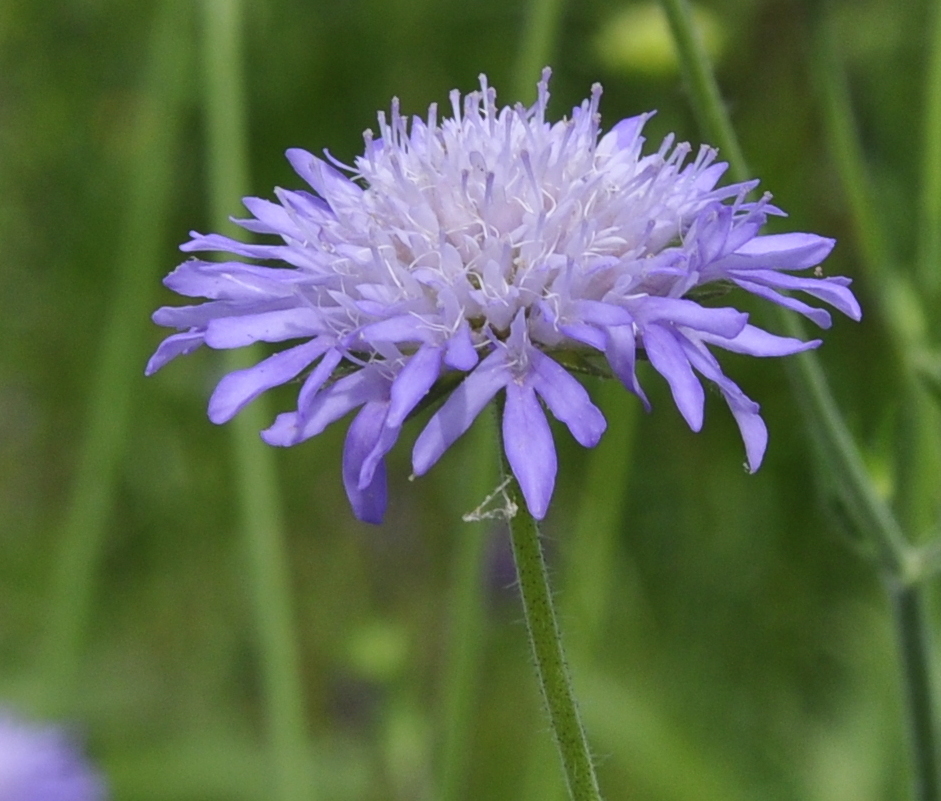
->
[145, 330, 205, 375]
[699, 324, 821, 357]
[642, 325, 705, 431]
[262, 367, 389, 446]
[631, 296, 748, 338]
[530, 350, 606, 447]
[208, 338, 332, 424]
[730, 277, 834, 328]
[603, 323, 649, 406]
[163, 259, 308, 300]
[733, 269, 862, 321]
[502, 380, 557, 520]
[204, 307, 322, 348]
[343, 401, 390, 523]
[412, 349, 511, 475]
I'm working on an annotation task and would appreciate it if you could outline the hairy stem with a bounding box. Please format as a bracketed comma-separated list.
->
[496, 406, 603, 801]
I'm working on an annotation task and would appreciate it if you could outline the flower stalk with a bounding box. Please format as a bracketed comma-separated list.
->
[498, 404, 603, 801]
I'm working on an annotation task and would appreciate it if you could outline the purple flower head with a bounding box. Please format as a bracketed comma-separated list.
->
[0, 711, 108, 801]
[147, 69, 860, 523]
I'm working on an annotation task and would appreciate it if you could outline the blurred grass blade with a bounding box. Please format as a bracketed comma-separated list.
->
[437, 415, 497, 801]
[811, 11, 894, 304]
[564, 381, 638, 653]
[659, 0, 908, 573]
[44, 0, 191, 705]
[658, 0, 748, 183]
[809, 11, 941, 797]
[580, 672, 753, 801]
[781, 320, 908, 568]
[811, 9, 941, 543]
[889, 580, 941, 801]
[661, 2, 941, 799]
[512, 0, 565, 103]
[200, 1, 312, 799]
[919, 0, 941, 294]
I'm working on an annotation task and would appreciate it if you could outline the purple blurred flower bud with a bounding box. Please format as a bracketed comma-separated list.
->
[0, 711, 108, 801]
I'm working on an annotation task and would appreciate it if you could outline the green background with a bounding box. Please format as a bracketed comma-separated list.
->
[0, 0, 936, 798]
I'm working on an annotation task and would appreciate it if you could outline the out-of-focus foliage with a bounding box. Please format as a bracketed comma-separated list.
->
[0, 0, 931, 798]
[595, 2, 725, 76]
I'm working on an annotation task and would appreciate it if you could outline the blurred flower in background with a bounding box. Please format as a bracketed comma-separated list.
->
[595, 2, 724, 76]
[0, 710, 108, 801]
[147, 69, 859, 524]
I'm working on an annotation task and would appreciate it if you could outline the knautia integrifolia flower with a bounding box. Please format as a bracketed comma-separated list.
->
[0, 711, 108, 801]
[147, 69, 860, 523]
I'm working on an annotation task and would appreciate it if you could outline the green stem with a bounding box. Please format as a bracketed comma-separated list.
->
[889, 579, 941, 801]
[200, 2, 311, 799]
[657, 0, 914, 568]
[496, 409, 602, 801]
[521, 385, 639, 801]
[44, 0, 190, 705]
